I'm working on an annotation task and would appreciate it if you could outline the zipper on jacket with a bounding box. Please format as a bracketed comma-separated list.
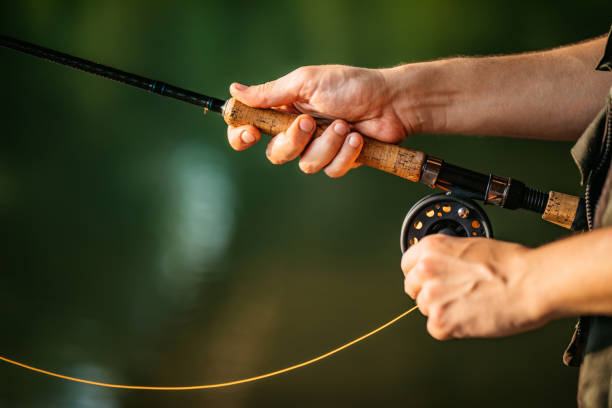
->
[585, 104, 612, 230]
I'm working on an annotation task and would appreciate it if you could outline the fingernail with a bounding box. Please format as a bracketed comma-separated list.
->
[232, 83, 248, 91]
[333, 122, 349, 135]
[241, 130, 256, 144]
[299, 118, 314, 132]
[349, 134, 361, 148]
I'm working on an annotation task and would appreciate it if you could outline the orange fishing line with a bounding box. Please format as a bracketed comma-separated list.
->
[0, 306, 418, 390]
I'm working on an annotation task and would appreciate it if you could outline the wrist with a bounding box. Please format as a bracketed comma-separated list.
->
[519, 245, 577, 323]
[507, 245, 558, 327]
[380, 58, 467, 135]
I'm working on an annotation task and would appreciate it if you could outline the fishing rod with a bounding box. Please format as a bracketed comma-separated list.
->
[0, 35, 587, 249]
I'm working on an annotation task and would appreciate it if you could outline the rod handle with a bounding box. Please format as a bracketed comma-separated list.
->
[222, 98, 425, 182]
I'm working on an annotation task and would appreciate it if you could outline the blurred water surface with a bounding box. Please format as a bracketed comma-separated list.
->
[1, 2, 611, 407]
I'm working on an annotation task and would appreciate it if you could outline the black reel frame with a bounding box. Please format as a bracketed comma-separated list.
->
[400, 193, 493, 253]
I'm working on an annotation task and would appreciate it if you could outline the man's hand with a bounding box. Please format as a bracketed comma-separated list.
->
[227, 35, 611, 172]
[401, 234, 549, 340]
[227, 65, 412, 177]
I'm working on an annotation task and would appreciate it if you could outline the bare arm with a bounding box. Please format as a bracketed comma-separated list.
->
[227, 34, 610, 174]
[385, 36, 611, 141]
[531, 227, 612, 318]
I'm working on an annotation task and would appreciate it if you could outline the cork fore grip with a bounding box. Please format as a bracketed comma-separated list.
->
[222, 98, 425, 182]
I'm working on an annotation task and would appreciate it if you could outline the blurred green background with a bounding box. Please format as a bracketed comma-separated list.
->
[0, 1, 610, 407]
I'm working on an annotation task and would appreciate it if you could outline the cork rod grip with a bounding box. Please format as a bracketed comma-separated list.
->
[222, 98, 425, 182]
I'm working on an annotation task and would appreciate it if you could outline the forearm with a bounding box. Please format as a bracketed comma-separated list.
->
[384, 36, 611, 140]
[526, 227, 612, 319]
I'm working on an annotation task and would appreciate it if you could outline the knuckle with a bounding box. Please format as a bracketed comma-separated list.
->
[294, 65, 313, 79]
[262, 81, 275, 92]
[415, 256, 436, 278]
[421, 234, 446, 248]
[417, 238, 434, 253]
[294, 66, 306, 77]
[257, 81, 275, 104]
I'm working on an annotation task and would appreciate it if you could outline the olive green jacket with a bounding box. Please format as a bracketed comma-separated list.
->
[565, 25, 612, 408]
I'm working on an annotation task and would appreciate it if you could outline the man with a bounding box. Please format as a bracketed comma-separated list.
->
[226, 28, 612, 406]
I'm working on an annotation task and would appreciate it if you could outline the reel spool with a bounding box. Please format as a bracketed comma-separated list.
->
[400, 193, 493, 253]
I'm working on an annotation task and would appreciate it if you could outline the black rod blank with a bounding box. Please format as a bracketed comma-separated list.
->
[0, 35, 225, 113]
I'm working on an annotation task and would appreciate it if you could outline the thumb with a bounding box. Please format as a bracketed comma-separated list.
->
[230, 70, 304, 109]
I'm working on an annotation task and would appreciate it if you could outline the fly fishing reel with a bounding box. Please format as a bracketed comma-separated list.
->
[400, 193, 493, 252]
